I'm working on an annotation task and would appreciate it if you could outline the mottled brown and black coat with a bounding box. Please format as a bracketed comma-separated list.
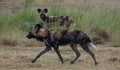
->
[26, 24, 98, 65]
[37, 8, 74, 28]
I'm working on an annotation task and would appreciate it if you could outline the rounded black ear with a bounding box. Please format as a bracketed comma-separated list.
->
[43, 8, 48, 13]
[35, 23, 43, 33]
[35, 23, 43, 30]
[37, 8, 42, 13]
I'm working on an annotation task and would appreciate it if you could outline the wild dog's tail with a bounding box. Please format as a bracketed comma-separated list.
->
[88, 42, 97, 50]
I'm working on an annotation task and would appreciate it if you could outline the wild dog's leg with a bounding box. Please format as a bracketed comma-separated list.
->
[31, 47, 51, 63]
[70, 43, 80, 64]
[60, 16, 65, 26]
[53, 46, 64, 64]
[60, 20, 65, 26]
[31, 41, 52, 63]
[81, 44, 98, 65]
[66, 23, 71, 29]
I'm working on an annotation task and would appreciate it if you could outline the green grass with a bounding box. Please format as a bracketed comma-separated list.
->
[0, 6, 120, 47]
[0, 9, 41, 46]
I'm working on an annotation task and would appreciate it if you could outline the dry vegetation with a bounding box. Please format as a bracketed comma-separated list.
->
[91, 27, 110, 44]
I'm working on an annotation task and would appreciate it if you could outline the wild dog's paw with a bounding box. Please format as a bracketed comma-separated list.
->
[31, 60, 36, 63]
[70, 61, 75, 64]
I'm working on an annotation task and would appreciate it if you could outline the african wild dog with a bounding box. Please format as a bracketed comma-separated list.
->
[26, 23, 98, 65]
[37, 8, 75, 28]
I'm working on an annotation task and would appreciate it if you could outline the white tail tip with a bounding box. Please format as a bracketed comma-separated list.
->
[88, 42, 97, 50]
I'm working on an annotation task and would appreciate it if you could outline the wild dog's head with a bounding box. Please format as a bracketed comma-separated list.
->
[37, 8, 48, 21]
[26, 23, 48, 41]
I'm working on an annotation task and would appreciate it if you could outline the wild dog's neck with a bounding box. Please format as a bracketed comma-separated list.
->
[37, 29, 50, 39]
[41, 14, 58, 23]
[44, 30, 50, 39]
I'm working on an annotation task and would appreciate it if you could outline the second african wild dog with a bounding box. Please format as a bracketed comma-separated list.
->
[26, 23, 98, 65]
[37, 8, 75, 28]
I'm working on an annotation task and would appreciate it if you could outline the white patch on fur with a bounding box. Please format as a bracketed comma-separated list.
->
[73, 23, 76, 27]
[88, 42, 97, 50]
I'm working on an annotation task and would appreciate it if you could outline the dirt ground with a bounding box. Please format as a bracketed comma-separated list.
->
[0, 45, 120, 70]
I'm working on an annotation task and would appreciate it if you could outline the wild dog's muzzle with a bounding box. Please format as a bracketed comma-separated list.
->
[26, 32, 36, 39]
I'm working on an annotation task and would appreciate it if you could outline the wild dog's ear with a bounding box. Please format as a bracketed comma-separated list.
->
[35, 23, 43, 33]
[37, 8, 42, 13]
[35, 23, 43, 29]
[43, 8, 48, 13]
